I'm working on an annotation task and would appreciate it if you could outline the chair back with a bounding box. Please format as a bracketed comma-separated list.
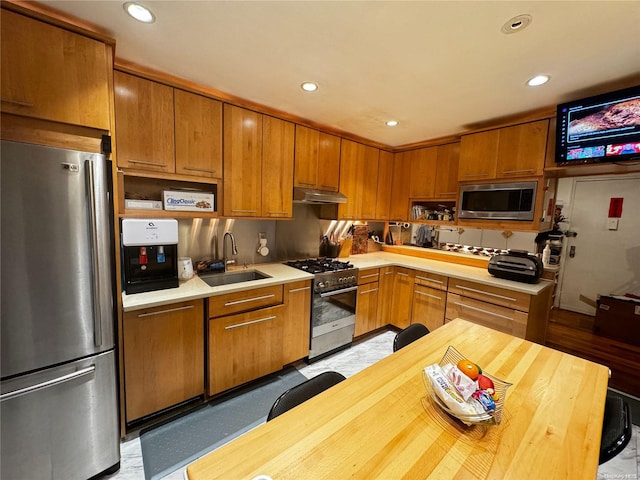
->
[267, 371, 346, 421]
[599, 393, 632, 464]
[393, 323, 430, 352]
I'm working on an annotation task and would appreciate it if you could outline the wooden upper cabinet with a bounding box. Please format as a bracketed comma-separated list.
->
[1, 9, 110, 130]
[262, 116, 295, 217]
[459, 129, 499, 181]
[496, 120, 549, 178]
[389, 152, 411, 221]
[294, 125, 341, 191]
[114, 71, 175, 173]
[338, 140, 379, 220]
[174, 89, 222, 179]
[223, 104, 262, 217]
[375, 150, 394, 220]
[434, 142, 460, 199]
[409, 147, 438, 198]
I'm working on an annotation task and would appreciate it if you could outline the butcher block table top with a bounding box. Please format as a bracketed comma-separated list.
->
[186, 319, 609, 480]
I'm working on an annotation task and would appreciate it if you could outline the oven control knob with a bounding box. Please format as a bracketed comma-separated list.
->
[317, 281, 325, 288]
[350, 276, 356, 283]
[338, 277, 344, 284]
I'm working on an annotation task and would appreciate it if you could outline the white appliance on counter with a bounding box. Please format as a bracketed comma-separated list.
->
[1, 141, 120, 479]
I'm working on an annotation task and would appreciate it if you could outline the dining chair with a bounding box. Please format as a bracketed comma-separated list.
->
[393, 323, 430, 352]
[599, 392, 632, 464]
[267, 371, 346, 421]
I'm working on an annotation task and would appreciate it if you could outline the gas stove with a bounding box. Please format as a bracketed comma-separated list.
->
[285, 258, 358, 293]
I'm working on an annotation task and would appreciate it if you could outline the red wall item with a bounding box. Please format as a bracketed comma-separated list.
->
[608, 197, 623, 218]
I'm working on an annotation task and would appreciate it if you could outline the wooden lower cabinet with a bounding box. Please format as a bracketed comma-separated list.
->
[355, 282, 380, 336]
[208, 305, 285, 395]
[389, 267, 415, 329]
[282, 280, 311, 364]
[123, 300, 204, 422]
[446, 293, 528, 338]
[411, 284, 446, 332]
[377, 267, 395, 326]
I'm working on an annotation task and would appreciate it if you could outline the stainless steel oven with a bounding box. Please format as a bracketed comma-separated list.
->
[285, 259, 358, 361]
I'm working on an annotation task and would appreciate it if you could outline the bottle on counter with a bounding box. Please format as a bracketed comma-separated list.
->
[542, 241, 551, 266]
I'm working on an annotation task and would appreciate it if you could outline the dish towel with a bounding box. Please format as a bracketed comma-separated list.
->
[416, 225, 432, 247]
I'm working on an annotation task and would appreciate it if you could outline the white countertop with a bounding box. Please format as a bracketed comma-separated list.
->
[121, 251, 552, 312]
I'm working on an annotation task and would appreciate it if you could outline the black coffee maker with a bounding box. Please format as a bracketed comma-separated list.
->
[121, 219, 179, 294]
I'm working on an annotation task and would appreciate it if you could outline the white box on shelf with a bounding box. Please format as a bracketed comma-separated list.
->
[125, 199, 163, 210]
[163, 190, 214, 212]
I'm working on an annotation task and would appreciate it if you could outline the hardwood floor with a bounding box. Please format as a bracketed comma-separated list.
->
[546, 309, 640, 398]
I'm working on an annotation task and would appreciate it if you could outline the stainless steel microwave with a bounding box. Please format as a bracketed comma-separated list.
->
[458, 181, 537, 221]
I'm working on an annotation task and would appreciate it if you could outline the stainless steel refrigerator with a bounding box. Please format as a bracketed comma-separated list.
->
[1, 140, 120, 479]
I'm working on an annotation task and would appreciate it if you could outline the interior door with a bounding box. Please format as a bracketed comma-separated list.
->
[558, 175, 640, 315]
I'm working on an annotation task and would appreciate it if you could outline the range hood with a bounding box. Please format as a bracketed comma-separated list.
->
[293, 187, 347, 204]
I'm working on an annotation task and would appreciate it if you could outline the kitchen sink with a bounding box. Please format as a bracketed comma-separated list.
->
[199, 269, 271, 287]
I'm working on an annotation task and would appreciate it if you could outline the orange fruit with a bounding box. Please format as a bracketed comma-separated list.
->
[456, 359, 480, 380]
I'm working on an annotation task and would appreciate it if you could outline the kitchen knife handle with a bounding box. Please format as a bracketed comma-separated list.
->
[86, 159, 102, 347]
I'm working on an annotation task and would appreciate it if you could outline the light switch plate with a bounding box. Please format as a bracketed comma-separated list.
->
[607, 218, 619, 230]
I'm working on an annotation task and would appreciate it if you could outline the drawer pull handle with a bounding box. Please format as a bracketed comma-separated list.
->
[297, 182, 315, 186]
[319, 185, 337, 189]
[225, 294, 275, 306]
[461, 173, 490, 178]
[384, 271, 394, 275]
[396, 272, 409, 277]
[267, 211, 289, 215]
[183, 166, 217, 173]
[288, 286, 311, 293]
[437, 191, 457, 195]
[501, 169, 535, 175]
[359, 288, 378, 295]
[454, 302, 513, 321]
[128, 159, 168, 167]
[360, 273, 379, 279]
[415, 275, 443, 284]
[1, 98, 34, 108]
[231, 209, 258, 213]
[137, 305, 195, 317]
[225, 315, 276, 330]
[1, 366, 95, 402]
[415, 291, 442, 301]
[455, 285, 517, 302]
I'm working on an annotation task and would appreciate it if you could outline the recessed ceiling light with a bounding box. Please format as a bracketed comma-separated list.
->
[527, 74, 550, 87]
[385, 120, 399, 127]
[301, 82, 318, 92]
[123, 2, 155, 23]
[501, 14, 532, 34]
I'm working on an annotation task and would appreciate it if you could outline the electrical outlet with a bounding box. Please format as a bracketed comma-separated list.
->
[635, 305, 640, 316]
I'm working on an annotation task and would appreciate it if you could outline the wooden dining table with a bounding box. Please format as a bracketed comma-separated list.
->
[186, 318, 610, 479]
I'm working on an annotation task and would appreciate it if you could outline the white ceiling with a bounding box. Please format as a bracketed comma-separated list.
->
[42, 1, 640, 147]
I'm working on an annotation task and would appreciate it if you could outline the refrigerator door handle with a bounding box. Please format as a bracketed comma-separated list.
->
[0, 365, 95, 402]
[86, 159, 102, 347]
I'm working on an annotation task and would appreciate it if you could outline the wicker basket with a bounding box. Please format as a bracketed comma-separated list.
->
[422, 345, 512, 425]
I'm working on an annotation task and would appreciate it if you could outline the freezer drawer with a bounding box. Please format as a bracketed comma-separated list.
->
[1, 351, 120, 480]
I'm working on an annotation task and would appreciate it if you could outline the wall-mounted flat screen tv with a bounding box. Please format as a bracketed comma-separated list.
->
[555, 85, 640, 165]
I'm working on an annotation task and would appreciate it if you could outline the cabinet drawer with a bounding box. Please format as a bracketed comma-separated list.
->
[446, 293, 527, 338]
[414, 271, 448, 291]
[358, 268, 380, 285]
[208, 285, 283, 318]
[447, 279, 530, 312]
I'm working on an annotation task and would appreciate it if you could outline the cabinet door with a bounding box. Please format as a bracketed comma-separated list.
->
[409, 147, 437, 198]
[355, 282, 379, 337]
[208, 305, 284, 395]
[294, 125, 319, 188]
[114, 71, 175, 173]
[360, 144, 380, 219]
[338, 139, 362, 220]
[496, 120, 549, 178]
[375, 150, 394, 220]
[174, 89, 222, 178]
[376, 267, 395, 327]
[124, 300, 204, 421]
[282, 281, 311, 364]
[412, 285, 446, 332]
[262, 116, 295, 218]
[1, 10, 110, 130]
[434, 143, 460, 199]
[223, 104, 262, 217]
[459, 129, 499, 181]
[389, 152, 411, 221]
[390, 267, 415, 329]
[317, 132, 341, 191]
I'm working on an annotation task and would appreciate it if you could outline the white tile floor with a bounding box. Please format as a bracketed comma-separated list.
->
[107, 329, 639, 480]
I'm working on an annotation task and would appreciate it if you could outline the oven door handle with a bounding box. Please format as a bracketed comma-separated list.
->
[319, 286, 358, 298]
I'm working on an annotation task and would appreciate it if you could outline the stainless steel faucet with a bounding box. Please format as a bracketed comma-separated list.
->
[223, 231, 238, 271]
